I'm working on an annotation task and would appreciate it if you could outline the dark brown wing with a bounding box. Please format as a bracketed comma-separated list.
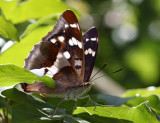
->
[24, 41, 58, 70]
[42, 10, 85, 83]
[83, 27, 99, 82]
[22, 10, 85, 95]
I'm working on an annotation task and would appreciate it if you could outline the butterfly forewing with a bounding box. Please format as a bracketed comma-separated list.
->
[83, 27, 99, 82]
[42, 10, 84, 83]
[24, 41, 59, 70]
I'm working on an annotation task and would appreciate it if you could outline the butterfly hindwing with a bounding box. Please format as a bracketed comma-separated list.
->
[83, 27, 99, 82]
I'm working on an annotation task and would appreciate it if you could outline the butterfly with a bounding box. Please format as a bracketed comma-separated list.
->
[22, 10, 99, 101]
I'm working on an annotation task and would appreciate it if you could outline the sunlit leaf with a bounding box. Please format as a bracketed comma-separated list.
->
[0, 64, 54, 88]
[0, 9, 19, 41]
[73, 102, 159, 123]
[21, 14, 59, 38]
[123, 87, 160, 97]
[124, 94, 160, 115]
[0, 0, 77, 24]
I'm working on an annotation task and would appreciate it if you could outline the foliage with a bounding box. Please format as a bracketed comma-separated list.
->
[85, 0, 160, 88]
[0, 0, 160, 123]
[0, 8, 19, 41]
[0, 64, 54, 88]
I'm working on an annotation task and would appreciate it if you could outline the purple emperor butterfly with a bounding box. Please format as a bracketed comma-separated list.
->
[22, 10, 99, 101]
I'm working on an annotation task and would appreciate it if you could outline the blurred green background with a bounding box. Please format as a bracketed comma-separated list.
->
[68, 0, 160, 89]
[0, 0, 159, 90]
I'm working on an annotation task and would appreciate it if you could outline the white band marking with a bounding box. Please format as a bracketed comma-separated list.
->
[63, 51, 71, 59]
[72, 37, 78, 45]
[58, 36, 65, 42]
[65, 24, 69, 28]
[91, 38, 97, 41]
[69, 39, 74, 46]
[51, 38, 56, 44]
[70, 24, 77, 28]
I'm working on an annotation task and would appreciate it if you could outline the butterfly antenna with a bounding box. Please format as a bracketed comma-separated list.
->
[91, 68, 123, 82]
[89, 64, 107, 81]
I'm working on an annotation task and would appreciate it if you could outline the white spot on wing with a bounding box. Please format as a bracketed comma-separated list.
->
[69, 39, 74, 46]
[50, 38, 56, 44]
[91, 38, 97, 41]
[58, 36, 65, 42]
[30, 68, 45, 77]
[65, 24, 69, 28]
[86, 38, 89, 42]
[85, 50, 88, 55]
[70, 24, 77, 28]
[63, 51, 71, 59]
[85, 48, 95, 56]
[92, 51, 96, 56]
[88, 48, 92, 54]
[75, 59, 81, 66]
[77, 41, 82, 49]
[72, 37, 77, 45]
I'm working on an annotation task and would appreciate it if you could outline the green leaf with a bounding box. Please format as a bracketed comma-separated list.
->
[124, 94, 160, 115]
[21, 14, 59, 38]
[11, 104, 45, 123]
[90, 93, 135, 106]
[2, 88, 66, 123]
[0, 8, 19, 41]
[2, 88, 62, 112]
[123, 86, 160, 97]
[0, 96, 6, 108]
[73, 102, 159, 123]
[0, 64, 54, 88]
[0, 0, 77, 24]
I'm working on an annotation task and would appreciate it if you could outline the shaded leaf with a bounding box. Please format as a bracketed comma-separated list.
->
[90, 93, 135, 106]
[11, 104, 44, 123]
[0, 96, 6, 108]
[2, 88, 66, 122]
[0, 64, 54, 88]
[63, 116, 79, 123]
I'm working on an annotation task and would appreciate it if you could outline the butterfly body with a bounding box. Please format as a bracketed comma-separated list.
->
[22, 10, 99, 100]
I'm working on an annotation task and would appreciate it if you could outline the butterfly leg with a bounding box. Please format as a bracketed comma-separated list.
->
[72, 98, 78, 114]
[53, 99, 64, 115]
